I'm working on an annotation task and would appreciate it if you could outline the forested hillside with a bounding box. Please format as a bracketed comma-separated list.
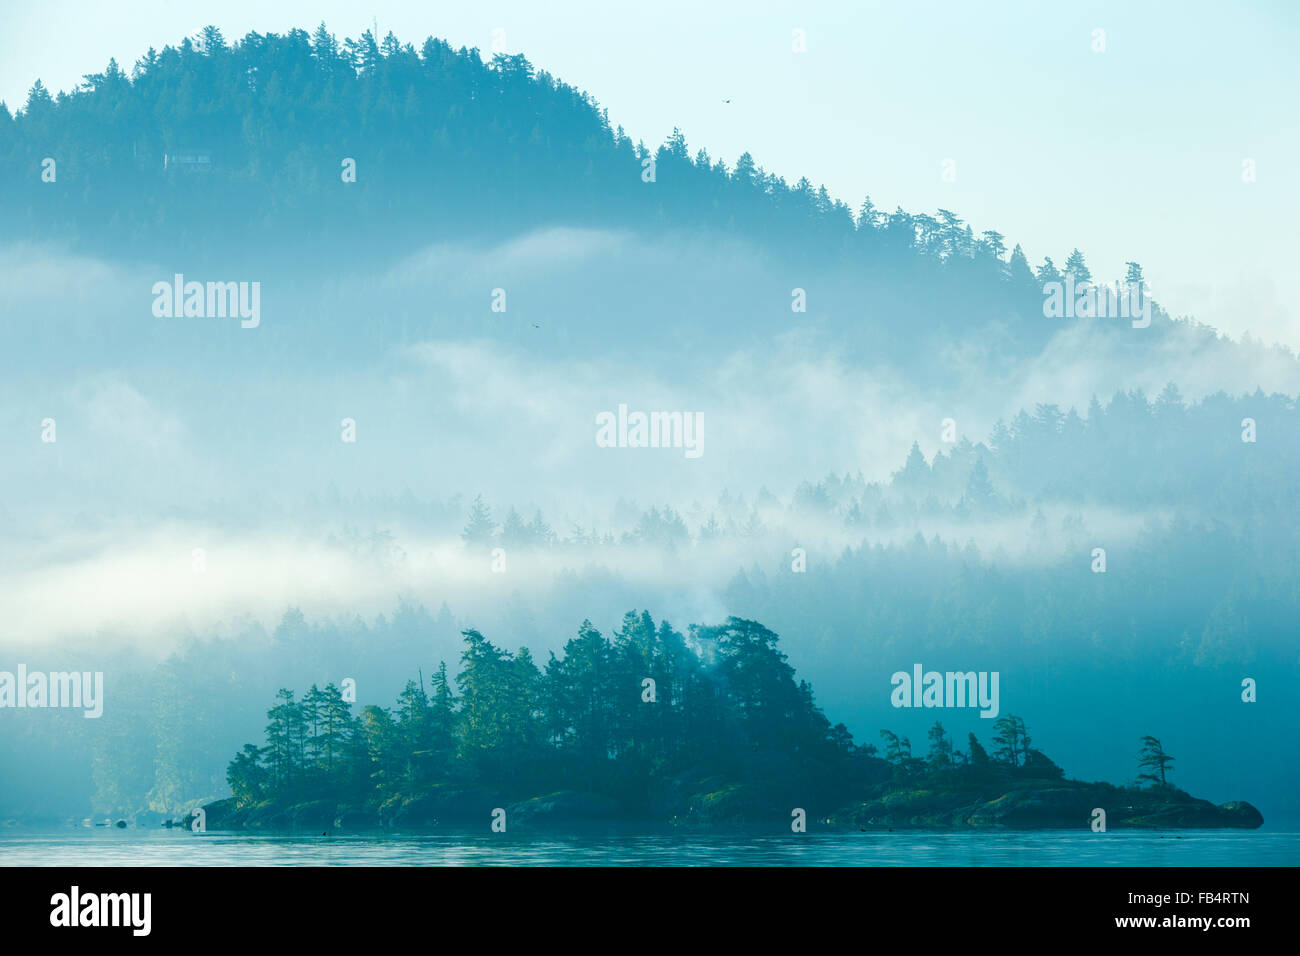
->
[1, 23, 1170, 357]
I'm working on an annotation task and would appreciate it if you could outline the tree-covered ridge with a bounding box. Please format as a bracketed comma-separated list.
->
[818, 384, 1299, 522]
[397, 385, 1300, 556]
[216, 611, 1259, 830]
[1, 22, 1138, 297]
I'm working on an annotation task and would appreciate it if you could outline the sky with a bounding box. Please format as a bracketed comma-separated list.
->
[1, 0, 1298, 348]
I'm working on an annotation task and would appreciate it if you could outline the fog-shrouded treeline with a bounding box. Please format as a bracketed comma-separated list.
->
[331, 383, 1300, 543]
[3, 388, 1296, 823]
[8, 382, 1292, 568]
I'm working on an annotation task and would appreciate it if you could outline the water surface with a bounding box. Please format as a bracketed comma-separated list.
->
[2, 827, 1296, 866]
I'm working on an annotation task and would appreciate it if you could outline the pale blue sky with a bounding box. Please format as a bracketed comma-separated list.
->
[3, 0, 1297, 347]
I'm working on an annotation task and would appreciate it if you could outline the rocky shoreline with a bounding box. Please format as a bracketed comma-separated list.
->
[187, 777, 1263, 833]
[835, 785, 1263, 830]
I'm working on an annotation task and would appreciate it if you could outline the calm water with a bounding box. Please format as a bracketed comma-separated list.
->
[1, 827, 1297, 866]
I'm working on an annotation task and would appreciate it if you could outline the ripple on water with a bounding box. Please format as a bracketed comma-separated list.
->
[0, 828, 1296, 866]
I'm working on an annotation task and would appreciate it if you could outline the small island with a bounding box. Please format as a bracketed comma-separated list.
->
[196, 613, 1262, 833]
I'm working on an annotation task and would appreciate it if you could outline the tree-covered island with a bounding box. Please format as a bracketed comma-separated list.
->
[200, 612, 1262, 832]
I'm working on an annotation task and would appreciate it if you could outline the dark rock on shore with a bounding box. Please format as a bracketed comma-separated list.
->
[508, 790, 621, 825]
[334, 808, 382, 830]
[383, 788, 493, 826]
[835, 783, 1263, 830]
[289, 800, 337, 830]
